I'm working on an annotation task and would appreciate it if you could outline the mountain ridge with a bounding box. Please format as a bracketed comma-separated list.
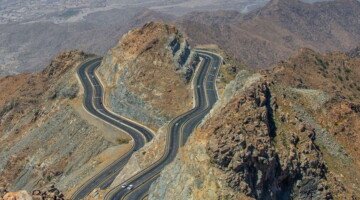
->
[149, 46, 360, 200]
[178, 0, 360, 69]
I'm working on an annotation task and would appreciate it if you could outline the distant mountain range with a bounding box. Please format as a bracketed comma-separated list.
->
[178, 0, 360, 68]
[0, 8, 173, 75]
[1, 0, 360, 75]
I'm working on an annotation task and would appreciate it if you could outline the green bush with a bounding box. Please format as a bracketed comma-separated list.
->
[338, 75, 343, 82]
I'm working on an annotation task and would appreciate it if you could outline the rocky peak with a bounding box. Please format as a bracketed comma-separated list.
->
[42, 50, 87, 79]
[97, 22, 198, 128]
[131, 9, 175, 27]
[114, 22, 178, 59]
[103, 21, 199, 84]
[205, 80, 331, 199]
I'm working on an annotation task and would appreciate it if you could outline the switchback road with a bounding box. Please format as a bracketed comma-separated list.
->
[73, 50, 221, 199]
[104, 50, 222, 200]
[72, 57, 154, 199]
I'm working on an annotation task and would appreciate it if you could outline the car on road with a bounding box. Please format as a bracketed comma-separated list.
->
[126, 184, 133, 190]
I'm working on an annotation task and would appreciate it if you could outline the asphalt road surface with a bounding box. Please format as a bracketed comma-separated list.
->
[103, 50, 222, 200]
[71, 57, 154, 200]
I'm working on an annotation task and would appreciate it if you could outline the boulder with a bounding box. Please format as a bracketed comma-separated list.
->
[3, 191, 32, 200]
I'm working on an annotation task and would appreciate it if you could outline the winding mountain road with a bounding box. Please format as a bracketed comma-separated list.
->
[104, 50, 222, 200]
[72, 50, 222, 199]
[72, 58, 154, 200]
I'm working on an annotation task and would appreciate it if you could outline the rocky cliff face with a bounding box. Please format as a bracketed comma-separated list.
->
[97, 22, 198, 130]
[205, 82, 331, 199]
[0, 51, 131, 199]
[149, 48, 360, 199]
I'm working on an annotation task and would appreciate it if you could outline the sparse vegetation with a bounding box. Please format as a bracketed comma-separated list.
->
[116, 138, 130, 144]
[316, 57, 329, 70]
[59, 83, 79, 99]
[338, 75, 344, 82]
[345, 68, 352, 73]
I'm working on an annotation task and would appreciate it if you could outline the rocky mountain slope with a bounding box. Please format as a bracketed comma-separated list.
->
[0, 51, 131, 199]
[178, 0, 360, 69]
[97, 21, 198, 130]
[149, 47, 360, 199]
[76, 22, 200, 198]
[0, 21, 201, 199]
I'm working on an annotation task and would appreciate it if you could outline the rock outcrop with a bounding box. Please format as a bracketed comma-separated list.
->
[206, 82, 330, 199]
[2, 190, 32, 200]
[1, 185, 65, 200]
[97, 22, 198, 130]
[149, 48, 360, 199]
[30, 185, 64, 200]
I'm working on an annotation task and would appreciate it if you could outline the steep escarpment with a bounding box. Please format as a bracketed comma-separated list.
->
[149, 48, 360, 199]
[0, 51, 131, 198]
[98, 22, 198, 130]
[205, 82, 331, 199]
[264, 48, 360, 199]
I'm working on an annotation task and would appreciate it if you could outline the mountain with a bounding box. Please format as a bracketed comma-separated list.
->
[0, 51, 132, 198]
[1, 1, 360, 199]
[0, 21, 200, 199]
[88, 23, 201, 194]
[97, 21, 198, 130]
[3, 0, 359, 76]
[0, 0, 273, 77]
[177, 0, 360, 68]
[149, 47, 360, 199]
